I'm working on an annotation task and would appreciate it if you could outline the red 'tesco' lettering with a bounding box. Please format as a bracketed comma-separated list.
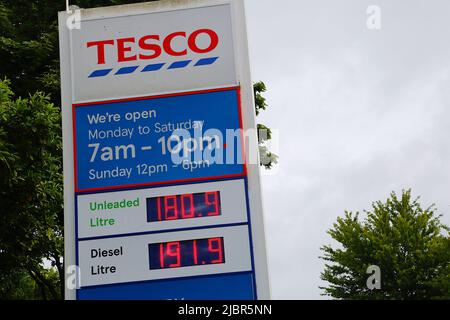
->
[86, 29, 219, 65]
[163, 31, 187, 56]
[86, 39, 114, 64]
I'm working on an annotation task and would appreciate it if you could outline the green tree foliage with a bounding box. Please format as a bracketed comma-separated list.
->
[0, 268, 60, 299]
[0, 0, 150, 103]
[0, 79, 63, 299]
[0, 0, 277, 299]
[320, 189, 450, 300]
[254, 81, 278, 169]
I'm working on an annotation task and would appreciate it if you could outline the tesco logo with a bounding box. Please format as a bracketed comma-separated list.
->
[86, 29, 219, 77]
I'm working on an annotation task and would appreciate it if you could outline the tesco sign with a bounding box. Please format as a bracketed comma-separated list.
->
[68, 3, 237, 102]
[87, 29, 219, 64]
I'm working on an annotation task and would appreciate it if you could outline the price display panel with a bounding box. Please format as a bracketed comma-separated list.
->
[77, 225, 252, 292]
[147, 191, 221, 222]
[148, 237, 225, 269]
[76, 180, 248, 239]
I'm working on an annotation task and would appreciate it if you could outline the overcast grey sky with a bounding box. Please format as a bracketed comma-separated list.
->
[245, 0, 450, 299]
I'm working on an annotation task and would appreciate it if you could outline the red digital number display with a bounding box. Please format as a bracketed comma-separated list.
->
[146, 191, 221, 222]
[148, 237, 225, 270]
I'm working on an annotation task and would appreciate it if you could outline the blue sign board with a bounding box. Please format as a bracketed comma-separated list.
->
[78, 272, 255, 300]
[72, 88, 258, 300]
[74, 89, 245, 191]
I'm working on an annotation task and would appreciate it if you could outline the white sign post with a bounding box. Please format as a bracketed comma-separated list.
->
[59, 0, 270, 300]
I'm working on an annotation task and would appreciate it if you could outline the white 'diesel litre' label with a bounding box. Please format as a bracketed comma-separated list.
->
[78, 224, 252, 287]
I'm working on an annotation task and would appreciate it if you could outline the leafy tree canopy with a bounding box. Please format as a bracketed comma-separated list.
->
[320, 189, 450, 300]
[0, 78, 63, 299]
